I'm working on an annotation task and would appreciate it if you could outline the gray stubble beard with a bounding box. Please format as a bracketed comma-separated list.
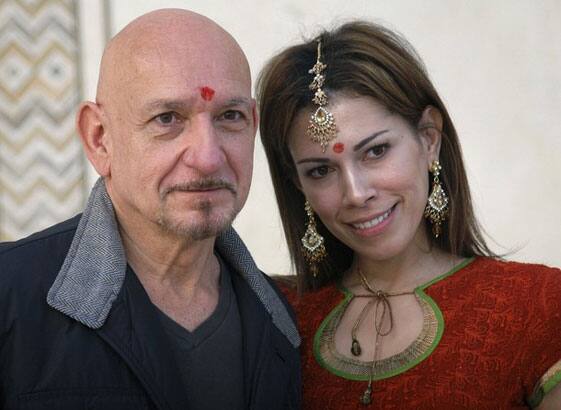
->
[157, 177, 240, 241]
[157, 198, 239, 241]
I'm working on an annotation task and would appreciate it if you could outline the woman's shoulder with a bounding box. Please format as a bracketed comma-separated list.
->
[463, 257, 561, 315]
[430, 256, 561, 317]
[457, 256, 561, 285]
[467, 255, 558, 272]
[273, 276, 343, 314]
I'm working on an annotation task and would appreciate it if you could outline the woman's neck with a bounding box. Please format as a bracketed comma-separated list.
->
[344, 246, 461, 293]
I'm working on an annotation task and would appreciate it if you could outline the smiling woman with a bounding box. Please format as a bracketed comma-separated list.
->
[258, 20, 561, 409]
[290, 95, 442, 267]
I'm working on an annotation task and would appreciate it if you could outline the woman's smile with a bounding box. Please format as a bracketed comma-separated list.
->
[348, 203, 396, 236]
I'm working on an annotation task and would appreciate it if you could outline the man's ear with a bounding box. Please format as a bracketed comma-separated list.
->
[76, 101, 111, 177]
[418, 106, 443, 163]
[251, 99, 259, 135]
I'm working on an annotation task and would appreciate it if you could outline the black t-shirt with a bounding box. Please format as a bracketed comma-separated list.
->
[156, 256, 245, 409]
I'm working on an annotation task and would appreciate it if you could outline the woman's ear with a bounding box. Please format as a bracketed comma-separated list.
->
[76, 101, 111, 177]
[418, 106, 443, 162]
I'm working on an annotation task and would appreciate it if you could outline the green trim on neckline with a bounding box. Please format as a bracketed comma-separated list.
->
[527, 359, 561, 408]
[313, 257, 475, 381]
[313, 290, 354, 376]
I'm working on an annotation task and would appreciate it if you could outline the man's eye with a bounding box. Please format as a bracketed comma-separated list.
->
[307, 165, 331, 179]
[155, 112, 179, 125]
[220, 110, 245, 121]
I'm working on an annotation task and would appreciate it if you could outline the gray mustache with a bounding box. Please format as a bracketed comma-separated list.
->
[162, 178, 236, 197]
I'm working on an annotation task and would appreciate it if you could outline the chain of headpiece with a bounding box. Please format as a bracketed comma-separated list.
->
[307, 40, 337, 152]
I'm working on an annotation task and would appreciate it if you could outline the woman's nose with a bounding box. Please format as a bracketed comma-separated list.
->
[341, 166, 376, 208]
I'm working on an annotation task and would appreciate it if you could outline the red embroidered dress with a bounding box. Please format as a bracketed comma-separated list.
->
[283, 257, 561, 409]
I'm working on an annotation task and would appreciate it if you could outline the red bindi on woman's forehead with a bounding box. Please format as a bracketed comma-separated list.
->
[333, 142, 345, 153]
[200, 86, 215, 101]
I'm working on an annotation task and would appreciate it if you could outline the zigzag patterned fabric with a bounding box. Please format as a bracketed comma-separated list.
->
[0, 0, 88, 241]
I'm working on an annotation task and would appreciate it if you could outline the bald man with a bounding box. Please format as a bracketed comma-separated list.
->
[0, 9, 301, 409]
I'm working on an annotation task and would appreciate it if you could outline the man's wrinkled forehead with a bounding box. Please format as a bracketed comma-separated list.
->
[97, 9, 252, 104]
[134, 42, 248, 81]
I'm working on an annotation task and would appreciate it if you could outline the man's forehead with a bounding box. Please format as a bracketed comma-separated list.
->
[111, 10, 237, 58]
[126, 71, 251, 98]
[122, 41, 250, 87]
[97, 10, 251, 106]
[141, 95, 252, 112]
[117, 14, 249, 74]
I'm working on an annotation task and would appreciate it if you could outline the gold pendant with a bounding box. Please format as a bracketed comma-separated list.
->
[360, 385, 372, 405]
[351, 338, 362, 356]
[307, 106, 337, 152]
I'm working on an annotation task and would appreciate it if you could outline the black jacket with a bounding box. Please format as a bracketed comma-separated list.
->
[0, 182, 301, 410]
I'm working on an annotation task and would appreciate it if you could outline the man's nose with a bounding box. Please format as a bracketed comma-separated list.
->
[180, 116, 225, 175]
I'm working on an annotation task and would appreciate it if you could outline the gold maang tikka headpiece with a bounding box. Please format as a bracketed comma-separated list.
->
[307, 40, 337, 152]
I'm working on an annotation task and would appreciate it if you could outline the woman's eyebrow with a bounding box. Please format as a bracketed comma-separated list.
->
[296, 157, 331, 165]
[353, 130, 389, 152]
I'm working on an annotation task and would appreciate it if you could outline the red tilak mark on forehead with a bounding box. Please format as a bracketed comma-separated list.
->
[200, 86, 215, 101]
[333, 142, 345, 153]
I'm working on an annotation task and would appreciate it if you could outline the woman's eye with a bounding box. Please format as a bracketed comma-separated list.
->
[307, 165, 331, 179]
[366, 143, 388, 159]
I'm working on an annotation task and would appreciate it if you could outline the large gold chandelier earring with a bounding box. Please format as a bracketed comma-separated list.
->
[301, 200, 327, 277]
[424, 160, 449, 238]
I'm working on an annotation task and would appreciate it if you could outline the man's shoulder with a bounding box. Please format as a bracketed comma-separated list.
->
[230, 268, 292, 306]
[263, 273, 297, 309]
[0, 214, 80, 257]
[0, 214, 81, 287]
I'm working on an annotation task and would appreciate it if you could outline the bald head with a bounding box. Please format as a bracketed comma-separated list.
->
[97, 9, 251, 107]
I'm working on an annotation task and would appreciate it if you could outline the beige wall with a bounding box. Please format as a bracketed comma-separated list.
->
[80, 0, 561, 273]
